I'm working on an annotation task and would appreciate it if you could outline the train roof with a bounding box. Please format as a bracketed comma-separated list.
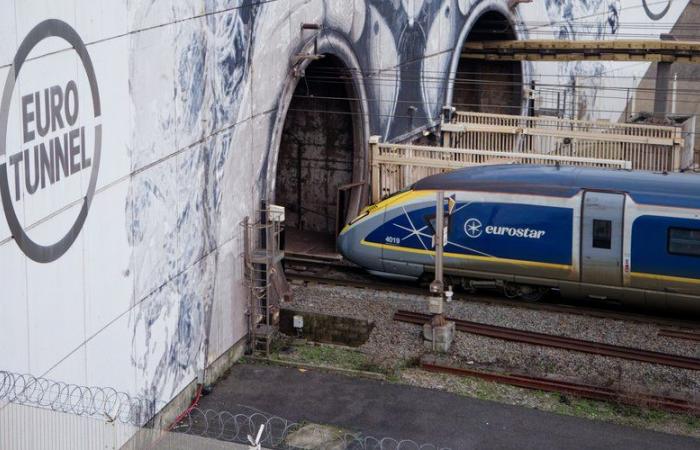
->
[412, 164, 700, 209]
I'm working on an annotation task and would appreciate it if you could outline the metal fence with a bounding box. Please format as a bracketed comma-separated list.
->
[0, 370, 450, 450]
[370, 139, 630, 202]
[0, 370, 151, 425]
[0, 370, 152, 450]
[443, 111, 687, 172]
[172, 406, 451, 450]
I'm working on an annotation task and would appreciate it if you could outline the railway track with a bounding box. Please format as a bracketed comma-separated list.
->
[285, 268, 700, 333]
[419, 360, 700, 415]
[395, 310, 700, 371]
[658, 329, 700, 342]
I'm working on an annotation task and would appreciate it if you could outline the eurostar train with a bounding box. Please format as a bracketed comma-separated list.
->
[337, 165, 700, 313]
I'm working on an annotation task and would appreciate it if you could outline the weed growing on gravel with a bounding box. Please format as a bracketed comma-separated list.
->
[280, 343, 381, 373]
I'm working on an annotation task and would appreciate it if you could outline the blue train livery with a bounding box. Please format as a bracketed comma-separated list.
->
[338, 164, 700, 313]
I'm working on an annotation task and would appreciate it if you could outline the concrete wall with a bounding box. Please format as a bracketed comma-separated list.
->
[628, 1, 700, 164]
[0, 0, 692, 434]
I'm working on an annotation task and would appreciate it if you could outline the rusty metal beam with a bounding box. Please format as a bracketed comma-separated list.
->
[420, 360, 700, 415]
[461, 39, 700, 63]
[394, 310, 700, 371]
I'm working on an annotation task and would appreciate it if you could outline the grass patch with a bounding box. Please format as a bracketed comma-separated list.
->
[402, 369, 700, 437]
[278, 343, 382, 373]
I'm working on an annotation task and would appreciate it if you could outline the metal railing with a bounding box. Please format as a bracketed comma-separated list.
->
[370, 139, 631, 202]
[443, 111, 687, 172]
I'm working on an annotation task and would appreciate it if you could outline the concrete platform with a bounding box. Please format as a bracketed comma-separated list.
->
[199, 363, 699, 450]
[284, 227, 342, 261]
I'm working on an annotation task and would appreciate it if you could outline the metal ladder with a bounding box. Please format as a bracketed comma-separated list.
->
[243, 207, 286, 356]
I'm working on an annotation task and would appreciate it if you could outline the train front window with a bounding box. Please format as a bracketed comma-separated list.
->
[592, 219, 612, 249]
[668, 227, 700, 257]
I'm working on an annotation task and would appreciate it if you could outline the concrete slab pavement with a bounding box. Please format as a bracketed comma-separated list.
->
[197, 363, 700, 450]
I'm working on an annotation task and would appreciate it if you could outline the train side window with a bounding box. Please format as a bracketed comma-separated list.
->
[668, 227, 700, 257]
[592, 219, 612, 249]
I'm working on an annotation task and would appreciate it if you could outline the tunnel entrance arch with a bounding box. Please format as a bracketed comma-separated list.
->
[446, 5, 527, 115]
[266, 34, 369, 259]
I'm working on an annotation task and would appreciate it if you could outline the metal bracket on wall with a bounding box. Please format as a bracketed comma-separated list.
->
[508, 0, 532, 11]
[292, 23, 325, 77]
[508, 0, 532, 10]
[292, 53, 325, 77]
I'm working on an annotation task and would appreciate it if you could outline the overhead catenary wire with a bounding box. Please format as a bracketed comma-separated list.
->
[296, 72, 700, 101]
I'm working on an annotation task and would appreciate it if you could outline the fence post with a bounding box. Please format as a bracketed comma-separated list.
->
[369, 136, 381, 203]
[672, 128, 682, 172]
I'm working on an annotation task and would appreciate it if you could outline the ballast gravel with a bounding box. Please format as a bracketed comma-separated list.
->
[286, 282, 700, 402]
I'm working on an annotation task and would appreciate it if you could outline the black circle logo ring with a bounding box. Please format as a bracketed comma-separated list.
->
[0, 19, 101, 263]
[643, 0, 672, 21]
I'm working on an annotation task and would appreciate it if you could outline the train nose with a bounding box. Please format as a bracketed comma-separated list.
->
[337, 227, 352, 259]
[337, 220, 383, 273]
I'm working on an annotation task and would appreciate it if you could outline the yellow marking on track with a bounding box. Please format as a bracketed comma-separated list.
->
[360, 240, 571, 271]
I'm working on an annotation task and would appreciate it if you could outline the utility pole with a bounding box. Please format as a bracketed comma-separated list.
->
[424, 191, 455, 352]
[429, 191, 445, 321]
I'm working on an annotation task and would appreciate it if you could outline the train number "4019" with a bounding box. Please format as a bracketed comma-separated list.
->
[385, 236, 401, 244]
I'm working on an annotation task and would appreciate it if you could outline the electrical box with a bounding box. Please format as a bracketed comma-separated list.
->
[293, 315, 304, 329]
[269, 204, 285, 223]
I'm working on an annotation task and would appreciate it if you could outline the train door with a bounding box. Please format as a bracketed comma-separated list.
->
[581, 191, 624, 286]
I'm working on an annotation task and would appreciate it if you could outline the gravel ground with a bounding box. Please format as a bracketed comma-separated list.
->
[287, 282, 700, 402]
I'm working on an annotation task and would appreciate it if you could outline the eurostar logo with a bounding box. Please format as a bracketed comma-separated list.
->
[463, 217, 547, 240]
[464, 218, 482, 239]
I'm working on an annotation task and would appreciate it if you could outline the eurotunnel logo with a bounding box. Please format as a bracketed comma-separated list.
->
[464, 218, 546, 240]
[0, 19, 101, 263]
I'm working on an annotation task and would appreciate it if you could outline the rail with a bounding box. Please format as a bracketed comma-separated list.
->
[420, 360, 699, 415]
[393, 310, 700, 371]
[658, 329, 700, 342]
[284, 271, 700, 332]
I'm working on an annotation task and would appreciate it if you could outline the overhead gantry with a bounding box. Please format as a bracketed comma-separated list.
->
[461, 38, 700, 116]
[461, 39, 700, 63]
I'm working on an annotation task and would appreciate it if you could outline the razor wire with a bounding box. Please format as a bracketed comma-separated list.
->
[0, 370, 153, 424]
[172, 406, 451, 450]
[0, 371, 451, 449]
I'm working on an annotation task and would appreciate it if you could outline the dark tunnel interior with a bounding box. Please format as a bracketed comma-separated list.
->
[275, 55, 360, 256]
[453, 11, 523, 114]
